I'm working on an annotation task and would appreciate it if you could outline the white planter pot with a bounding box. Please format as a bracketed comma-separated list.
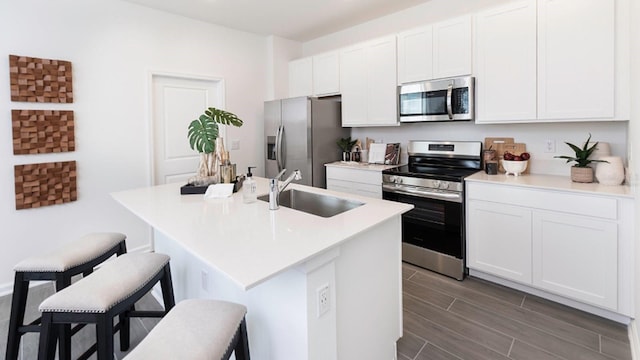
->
[595, 156, 625, 185]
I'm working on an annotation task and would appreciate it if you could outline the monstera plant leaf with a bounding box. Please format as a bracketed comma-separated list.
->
[188, 107, 243, 153]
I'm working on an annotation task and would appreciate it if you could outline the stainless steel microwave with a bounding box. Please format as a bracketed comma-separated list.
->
[398, 76, 474, 122]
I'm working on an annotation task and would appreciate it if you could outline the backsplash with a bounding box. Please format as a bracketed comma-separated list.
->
[351, 121, 628, 177]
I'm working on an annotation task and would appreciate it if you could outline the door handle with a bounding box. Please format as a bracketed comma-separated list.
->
[275, 125, 284, 171]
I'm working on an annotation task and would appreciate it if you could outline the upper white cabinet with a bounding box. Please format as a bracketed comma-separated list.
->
[288, 57, 313, 97]
[432, 16, 473, 79]
[475, 0, 616, 123]
[397, 26, 433, 84]
[397, 15, 472, 84]
[537, 0, 614, 120]
[312, 51, 340, 96]
[340, 36, 398, 127]
[474, 0, 537, 122]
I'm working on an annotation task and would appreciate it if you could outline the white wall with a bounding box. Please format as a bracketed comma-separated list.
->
[0, 0, 267, 291]
[630, 0, 640, 355]
[297, 0, 629, 177]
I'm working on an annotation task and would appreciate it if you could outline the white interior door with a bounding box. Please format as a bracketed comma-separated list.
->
[152, 74, 224, 185]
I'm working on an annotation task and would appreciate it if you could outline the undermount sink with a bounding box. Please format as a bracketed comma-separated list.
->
[258, 189, 364, 218]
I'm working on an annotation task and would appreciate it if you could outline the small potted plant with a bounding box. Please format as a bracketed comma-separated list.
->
[187, 107, 243, 184]
[554, 134, 607, 183]
[337, 137, 358, 162]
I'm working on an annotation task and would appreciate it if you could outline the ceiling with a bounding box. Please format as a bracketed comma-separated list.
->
[122, 0, 433, 42]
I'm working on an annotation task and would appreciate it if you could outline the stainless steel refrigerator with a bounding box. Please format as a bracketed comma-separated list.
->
[265, 96, 349, 188]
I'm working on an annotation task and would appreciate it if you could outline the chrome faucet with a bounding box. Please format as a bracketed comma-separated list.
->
[269, 169, 302, 210]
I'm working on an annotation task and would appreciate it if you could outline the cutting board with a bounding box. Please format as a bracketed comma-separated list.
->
[484, 137, 528, 174]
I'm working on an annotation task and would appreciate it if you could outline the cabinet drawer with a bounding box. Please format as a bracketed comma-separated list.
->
[466, 182, 617, 219]
[326, 179, 381, 199]
[326, 167, 382, 185]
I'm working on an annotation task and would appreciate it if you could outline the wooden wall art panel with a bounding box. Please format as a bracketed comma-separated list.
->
[14, 161, 77, 210]
[9, 54, 73, 103]
[12, 109, 75, 154]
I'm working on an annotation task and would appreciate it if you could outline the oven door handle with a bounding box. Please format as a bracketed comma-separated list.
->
[446, 83, 453, 119]
[383, 184, 462, 203]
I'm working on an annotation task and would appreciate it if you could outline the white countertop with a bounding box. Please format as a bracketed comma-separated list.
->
[466, 171, 634, 198]
[325, 161, 402, 171]
[111, 178, 413, 290]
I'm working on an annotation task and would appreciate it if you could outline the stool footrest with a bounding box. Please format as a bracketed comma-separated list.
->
[18, 324, 40, 333]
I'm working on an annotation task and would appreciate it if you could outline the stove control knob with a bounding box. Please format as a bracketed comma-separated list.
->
[439, 182, 448, 190]
[388, 176, 397, 183]
[432, 180, 441, 188]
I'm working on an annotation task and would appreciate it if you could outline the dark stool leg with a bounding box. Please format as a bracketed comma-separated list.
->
[96, 314, 114, 360]
[235, 318, 251, 360]
[37, 313, 58, 360]
[160, 264, 176, 312]
[6, 272, 28, 360]
[55, 274, 73, 360]
[119, 307, 131, 351]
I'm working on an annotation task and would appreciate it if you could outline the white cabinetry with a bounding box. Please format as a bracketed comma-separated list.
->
[474, 0, 537, 122]
[312, 51, 340, 96]
[467, 201, 532, 284]
[397, 15, 471, 84]
[466, 180, 632, 315]
[432, 15, 472, 79]
[340, 36, 398, 127]
[475, 0, 615, 123]
[326, 166, 383, 199]
[288, 57, 313, 97]
[537, 0, 614, 119]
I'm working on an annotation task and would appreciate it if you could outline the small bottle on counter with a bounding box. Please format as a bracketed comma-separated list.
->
[243, 167, 257, 203]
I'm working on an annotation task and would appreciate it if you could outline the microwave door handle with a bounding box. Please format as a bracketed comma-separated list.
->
[446, 83, 453, 119]
[276, 125, 284, 171]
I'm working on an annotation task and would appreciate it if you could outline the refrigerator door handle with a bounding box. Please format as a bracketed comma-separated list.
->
[276, 125, 284, 171]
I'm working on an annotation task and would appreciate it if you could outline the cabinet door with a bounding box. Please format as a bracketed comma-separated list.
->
[288, 57, 313, 97]
[532, 211, 618, 310]
[365, 36, 398, 126]
[340, 45, 368, 126]
[537, 0, 614, 119]
[433, 15, 472, 79]
[397, 26, 433, 84]
[474, 0, 537, 123]
[467, 200, 532, 284]
[313, 51, 340, 96]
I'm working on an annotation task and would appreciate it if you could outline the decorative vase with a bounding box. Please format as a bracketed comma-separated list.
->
[587, 141, 610, 172]
[571, 166, 593, 183]
[342, 152, 351, 162]
[595, 156, 625, 185]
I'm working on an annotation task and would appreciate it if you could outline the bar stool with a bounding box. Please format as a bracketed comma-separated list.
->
[124, 299, 250, 360]
[37, 252, 175, 360]
[5, 232, 127, 360]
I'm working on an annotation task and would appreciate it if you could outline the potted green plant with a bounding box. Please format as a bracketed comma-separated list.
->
[554, 133, 607, 183]
[188, 107, 243, 184]
[337, 137, 358, 162]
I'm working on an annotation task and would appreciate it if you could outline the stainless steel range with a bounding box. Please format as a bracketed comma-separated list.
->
[382, 140, 482, 280]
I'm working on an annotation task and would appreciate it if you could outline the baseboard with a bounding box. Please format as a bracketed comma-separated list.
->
[631, 320, 640, 360]
[0, 243, 153, 298]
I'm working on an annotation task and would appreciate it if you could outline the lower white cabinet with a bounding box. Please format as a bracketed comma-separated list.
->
[326, 166, 383, 199]
[466, 180, 631, 314]
[467, 201, 532, 284]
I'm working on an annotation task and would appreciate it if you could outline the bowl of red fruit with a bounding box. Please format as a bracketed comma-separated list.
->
[501, 151, 530, 176]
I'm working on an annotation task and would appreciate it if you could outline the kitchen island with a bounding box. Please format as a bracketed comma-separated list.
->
[111, 178, 412, 360]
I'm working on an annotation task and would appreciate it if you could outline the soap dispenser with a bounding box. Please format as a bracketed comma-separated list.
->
[243, 167, 257, 203]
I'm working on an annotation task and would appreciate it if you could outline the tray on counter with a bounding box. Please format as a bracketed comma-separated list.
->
[180, 177, 243, 195]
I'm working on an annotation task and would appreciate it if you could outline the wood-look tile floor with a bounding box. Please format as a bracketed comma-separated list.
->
[398, 263, 632, 360]
[0, 265, 633, 360]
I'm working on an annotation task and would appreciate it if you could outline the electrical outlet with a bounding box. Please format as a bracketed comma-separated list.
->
[231, 139, 240, 150]
[545, 139, 556, 153]
[201, 270, 209, 292]
[317, 284, 330, 318]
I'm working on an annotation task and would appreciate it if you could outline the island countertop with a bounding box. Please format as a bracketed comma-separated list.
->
[111, 178, 412, 290]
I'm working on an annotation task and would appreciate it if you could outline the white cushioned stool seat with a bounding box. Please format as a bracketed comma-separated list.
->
[14, 232, 127, 272]
[6, 232, 127, 360]
[40, 253, 169, 313]
[37, 252, 175, 360]
[125, 299, 249, 360]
